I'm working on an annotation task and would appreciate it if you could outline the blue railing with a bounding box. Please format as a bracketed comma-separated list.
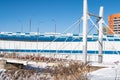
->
[0, 32, 120, 42]
[0, 49, 119, 54]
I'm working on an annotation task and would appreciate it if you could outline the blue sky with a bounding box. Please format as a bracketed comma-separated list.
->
[0, 0, 120, 34]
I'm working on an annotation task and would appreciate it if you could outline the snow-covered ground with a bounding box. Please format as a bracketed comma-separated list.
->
[88, 64, 120, 80]
[1, 53, 120, 80]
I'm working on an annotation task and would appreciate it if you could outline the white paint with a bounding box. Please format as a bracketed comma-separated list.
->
[1, 40, 120, 51]
[89, 66, 120, 80]
[82, 0, 88, 63]
[98, 6, 104, 63]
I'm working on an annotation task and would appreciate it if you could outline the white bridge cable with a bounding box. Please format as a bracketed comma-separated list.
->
[89, 18, 116, 53]
[67, 22, 97, 56]
[48, 19, 81, 56]
[38, 18, 83, 53]
[20, 18, 82, 62]
[55, 26, 83, 59]
[58, 20, 98, 56]
[59, 19, 98, 56]
[56, 20, 82, 53]
[56, 18, 99, 54]
[87, 24, 96, 35]
[103, 20, 120, 36]
[103, 21, 120, 53]
[103, 21, 120, 54]
[89, 17, 120, 55]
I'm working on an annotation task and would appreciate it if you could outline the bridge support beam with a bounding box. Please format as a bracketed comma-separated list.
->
[82, 0, 88, 63]
[98, 6, 104, 63]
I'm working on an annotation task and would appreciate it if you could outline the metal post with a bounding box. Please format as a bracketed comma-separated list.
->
[79, 20, 80, 34]
[54, 22, 56, 33]
[83, 0, 88, 63]
[52, 19, 56, 33]
[18, 20, 23, 33]
[29, 18, 31, 32]
[37, 27, 39, 55]
[98, 6, 104, 63]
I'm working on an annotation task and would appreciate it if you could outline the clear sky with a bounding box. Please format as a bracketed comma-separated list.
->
[0, 0, 120, 34]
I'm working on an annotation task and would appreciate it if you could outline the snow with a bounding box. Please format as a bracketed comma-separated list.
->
[88, 65, 120, 80]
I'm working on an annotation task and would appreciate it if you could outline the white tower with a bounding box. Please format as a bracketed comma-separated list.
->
[83, 0, 88, 63]
[98, 6, 104, 63]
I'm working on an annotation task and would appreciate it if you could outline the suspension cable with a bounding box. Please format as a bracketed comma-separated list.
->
[89, 18, 120, 55]
[38, 18, 83, 53]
